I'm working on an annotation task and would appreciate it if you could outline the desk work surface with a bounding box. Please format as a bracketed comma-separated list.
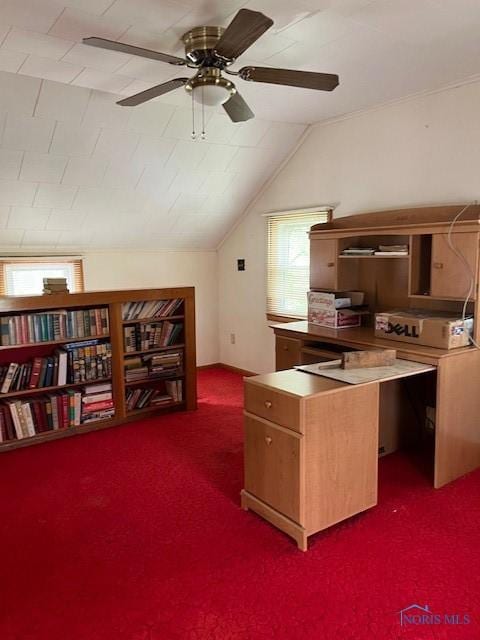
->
[295, 359, 436, 385]
[271, 321, 473, 362]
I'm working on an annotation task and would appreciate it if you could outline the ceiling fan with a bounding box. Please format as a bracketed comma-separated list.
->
[83, 8, 339, 122]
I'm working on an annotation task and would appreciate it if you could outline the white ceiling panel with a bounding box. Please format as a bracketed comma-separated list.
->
[0, 49, 27, 73]
[0, 149, 23, 180]
[3, 114, 56, 152]
[0, 179, 37, 206]
[3, 28, 73, 60]
[49, 8, 130, 42]
[0, 0, 63, 33]
[1, 229, 25, 244]
[22, 229, 60, 247]
[34, 183, 78, 208]
[18, 55, 83, 83]
[0, 0, 478, 250]
[35, 80, 91, 124]
[62, 156, 109, 186]
[20, 152, 68, 183]
[62, 43, 132, 73]
[103, 0, 190, 32]
[50, 121, 100, 157]
[71, 68, 132, 92]
[8, 206, 51, 230]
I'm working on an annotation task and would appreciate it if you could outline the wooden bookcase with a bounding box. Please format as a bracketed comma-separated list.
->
[0, 287, 196, 452]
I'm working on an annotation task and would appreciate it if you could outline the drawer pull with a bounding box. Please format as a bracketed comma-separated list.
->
[433, 262, 444, 269]
[283, 346, 289, 351]
[327, 262, 335, 267]
[265, 436, 272, 445]
[264, 401, 272, 409]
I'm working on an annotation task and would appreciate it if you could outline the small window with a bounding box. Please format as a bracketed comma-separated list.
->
[0, 259, 84, 296]
[267, 210, 330, 319]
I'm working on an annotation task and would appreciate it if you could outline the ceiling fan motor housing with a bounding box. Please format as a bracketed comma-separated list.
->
[182, 26, 230, 67]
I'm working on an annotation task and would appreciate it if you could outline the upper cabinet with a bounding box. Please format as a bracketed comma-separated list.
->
[430, 233, 478, 300]
[310, 239, 337, 290]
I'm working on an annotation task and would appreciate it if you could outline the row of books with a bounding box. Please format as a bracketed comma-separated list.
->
[0, 340, 112, 393]
[126, 380, 182, 411]
[121, 298, 183, 321]
[124, 351, 183, 383]
[0, 307, 109, 346]
[81, 382, 114, 424]
[124, 322, 183, 353]
[0, 382, 114, 441]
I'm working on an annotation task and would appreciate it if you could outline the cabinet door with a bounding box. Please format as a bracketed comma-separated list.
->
[244, 414, 302, 523]
[310, 239, 337, 290]
[431, 233, 478, 299]
[275, 336, 301, 371]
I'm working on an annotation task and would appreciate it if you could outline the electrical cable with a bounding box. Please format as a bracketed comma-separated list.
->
[446, 201, 480, 348]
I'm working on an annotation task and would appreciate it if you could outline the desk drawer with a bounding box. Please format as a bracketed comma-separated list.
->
[244, 382, 302, 432]
[244, 413, 302, 523]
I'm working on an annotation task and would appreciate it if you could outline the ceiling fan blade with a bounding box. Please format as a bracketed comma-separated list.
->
[83, 37, 186, 66]
[223, 91, 254, 122]
[117, 78, 188, 107]
[214, 9, 273, 61]
[239, 66, 339, 91]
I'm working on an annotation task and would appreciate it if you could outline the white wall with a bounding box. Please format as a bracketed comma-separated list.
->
[82, 250, 218, 366]
[218, 79, 480, 373]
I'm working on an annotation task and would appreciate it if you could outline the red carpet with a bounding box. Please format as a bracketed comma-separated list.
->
[0, 367, 479, 640]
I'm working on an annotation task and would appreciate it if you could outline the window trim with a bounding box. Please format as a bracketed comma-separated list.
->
[0, 257, 84, 296]
[265, 208, 332, 321]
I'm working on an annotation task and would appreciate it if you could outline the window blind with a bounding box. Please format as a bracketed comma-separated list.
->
[267, 210, 330, 318]
[0, 258, 84, 296]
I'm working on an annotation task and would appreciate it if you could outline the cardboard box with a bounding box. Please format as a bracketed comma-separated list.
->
[308, 291, 365, 329]
[374, 310, 473, 349]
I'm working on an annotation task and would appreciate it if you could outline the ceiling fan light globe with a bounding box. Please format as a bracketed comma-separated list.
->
[192, 84, 232, 106]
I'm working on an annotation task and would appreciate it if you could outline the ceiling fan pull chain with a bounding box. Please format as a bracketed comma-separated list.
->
[201, 85, 206, 140]
[191, 88, 196, 140]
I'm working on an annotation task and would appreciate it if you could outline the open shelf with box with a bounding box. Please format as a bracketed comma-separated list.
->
[0, 288, 196, 451]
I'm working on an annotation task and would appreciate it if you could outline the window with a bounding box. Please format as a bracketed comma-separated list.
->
[267, 210, 331, 319]
[0, 259, 84, 296]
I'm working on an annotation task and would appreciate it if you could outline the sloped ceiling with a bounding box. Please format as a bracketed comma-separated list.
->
[0, 0, 480, 251]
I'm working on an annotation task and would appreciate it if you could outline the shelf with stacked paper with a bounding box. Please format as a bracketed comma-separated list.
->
[0, 288, 196, 451]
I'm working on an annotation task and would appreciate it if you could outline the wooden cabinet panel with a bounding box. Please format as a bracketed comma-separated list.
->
[304, 383, 379, 534]
[244, 413, 302, 523]
[244, 381, 302, 432]
[430, 233, 478, 299]
[310, 239, 337, 290]
[275, 336, 301, 370]
[434, 350, 480, 488]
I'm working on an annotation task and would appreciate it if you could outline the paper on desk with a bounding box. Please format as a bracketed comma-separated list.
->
[294, 359, 435, 385]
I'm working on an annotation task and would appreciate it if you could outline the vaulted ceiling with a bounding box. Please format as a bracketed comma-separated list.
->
[0, 0, 480, 251]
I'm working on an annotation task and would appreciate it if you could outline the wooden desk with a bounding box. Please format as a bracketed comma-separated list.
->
[241, 351, 476, 550]
[271, 321, 480, 489]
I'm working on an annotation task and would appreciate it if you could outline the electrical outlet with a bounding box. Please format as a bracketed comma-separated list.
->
[230, 333, 236, 345]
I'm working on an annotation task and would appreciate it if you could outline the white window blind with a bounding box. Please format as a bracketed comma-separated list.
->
[0, 259, 84, 296]
[267, 210, 330, 318]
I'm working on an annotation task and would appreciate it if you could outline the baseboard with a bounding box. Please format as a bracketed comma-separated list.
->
[197, 363, 257, 376]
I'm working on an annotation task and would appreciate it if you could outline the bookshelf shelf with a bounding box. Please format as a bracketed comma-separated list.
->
[123, 343, 184, 357]
[122, 315, 184, 324]
[0, 334, 110, 350]
[125, 373, 184, 387]
[338, 255, 409, 259]
[0, 288, 196, 451]
[0, 377, 112, 400]
[126, 402, 183, 418]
